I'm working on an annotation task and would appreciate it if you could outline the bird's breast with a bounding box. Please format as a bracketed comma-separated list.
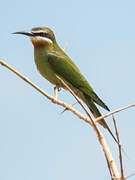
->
[34, 48, 60, 85]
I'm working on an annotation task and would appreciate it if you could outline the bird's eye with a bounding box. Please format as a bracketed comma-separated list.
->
[38, 32, 48, 37]
[36, 32, 44, 37]
[33, 32, 46, 37]
[43, 32, 54, 41]
[33, 31, 53, 41]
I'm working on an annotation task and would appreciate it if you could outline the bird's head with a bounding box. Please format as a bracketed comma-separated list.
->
[13, 27, 56, 48]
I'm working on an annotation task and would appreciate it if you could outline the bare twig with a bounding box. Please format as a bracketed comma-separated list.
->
[95, 104, 135, 123]
[62, 42, 68, 51]
[106, 157, 113, 180]
[0, 60, 133, 124]
[1, 59, 135, 179]
[113, 115, 125, 179]
[56, 75, 120, 179]
[126, 172, 135, 179]
[0, 60, 90, 122]
[61, 102, 76, 114]
[0, 42, 134, 179]
[56, 75, 93, 121]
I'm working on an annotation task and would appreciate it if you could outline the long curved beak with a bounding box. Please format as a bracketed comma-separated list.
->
[12, 31, 34, 37]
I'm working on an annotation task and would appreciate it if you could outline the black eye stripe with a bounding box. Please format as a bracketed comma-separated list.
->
[45, 33, 54, 41]
[33, 32, 53, 41]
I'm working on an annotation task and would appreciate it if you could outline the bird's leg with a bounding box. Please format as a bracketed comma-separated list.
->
[54, 86, 58, 99]
[54, 85, 60, 99]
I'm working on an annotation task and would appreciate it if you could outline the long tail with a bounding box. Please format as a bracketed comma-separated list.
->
[83, 93, 117, 143]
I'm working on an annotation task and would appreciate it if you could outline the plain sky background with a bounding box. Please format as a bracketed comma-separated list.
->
[1, 0, 135, 179]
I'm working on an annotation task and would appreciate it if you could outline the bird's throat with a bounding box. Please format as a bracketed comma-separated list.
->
[30, 37, 50, 48]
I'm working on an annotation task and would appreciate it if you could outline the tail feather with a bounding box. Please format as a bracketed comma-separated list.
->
[83, 93, 118, 143]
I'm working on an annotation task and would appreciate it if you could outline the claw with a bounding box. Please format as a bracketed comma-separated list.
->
[58, 87, 61, 92]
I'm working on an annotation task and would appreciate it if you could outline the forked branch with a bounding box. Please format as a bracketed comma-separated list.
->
[1, 59, 135, 179]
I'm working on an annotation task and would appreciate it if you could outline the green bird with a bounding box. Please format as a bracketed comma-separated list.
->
[13, 27, 116, 142]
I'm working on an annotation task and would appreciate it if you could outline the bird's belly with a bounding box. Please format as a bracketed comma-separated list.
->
[35, 57, 60, 85]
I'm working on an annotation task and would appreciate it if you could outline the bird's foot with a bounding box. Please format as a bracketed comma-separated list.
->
[54, 85, 62, 99]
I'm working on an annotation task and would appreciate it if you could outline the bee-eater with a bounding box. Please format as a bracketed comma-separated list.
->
[13, 27, 116, 142]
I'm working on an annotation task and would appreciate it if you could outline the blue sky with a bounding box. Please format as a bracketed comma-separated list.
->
[1, 0, 135, 179]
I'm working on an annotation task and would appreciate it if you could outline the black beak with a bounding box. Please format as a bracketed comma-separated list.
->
[12, 31, 34, 37]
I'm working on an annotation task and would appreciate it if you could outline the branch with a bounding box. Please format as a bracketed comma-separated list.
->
[47, 75, 121, 179]
[2, 59, 135, 179]
[56, 75, 93, 121]
[0, 60, 92, 124]
[126, 173, 135, 179]
[113, 115, 125, 179]
[1, 59, 133, 125]
[95, 104, 135, 123]
[62, 42, 68, 51]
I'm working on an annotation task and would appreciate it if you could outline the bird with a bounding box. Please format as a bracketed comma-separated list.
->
[13, 27, 117, 142]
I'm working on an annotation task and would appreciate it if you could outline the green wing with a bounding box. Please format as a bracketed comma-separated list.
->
[48, 52, 109, 111]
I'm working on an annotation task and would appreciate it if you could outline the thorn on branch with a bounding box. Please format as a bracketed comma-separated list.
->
[61, 102, 77, 114]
